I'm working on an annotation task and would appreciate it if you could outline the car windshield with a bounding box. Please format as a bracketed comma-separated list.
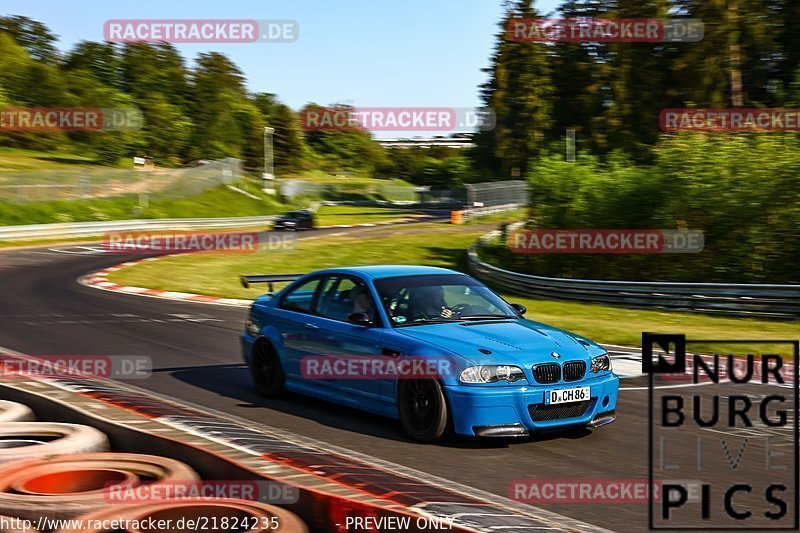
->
[373, 274, 517, 327]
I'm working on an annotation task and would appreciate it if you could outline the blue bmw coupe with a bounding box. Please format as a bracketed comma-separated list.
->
[240, 265, 618, 443]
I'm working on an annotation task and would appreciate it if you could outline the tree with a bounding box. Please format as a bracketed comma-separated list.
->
[187, 52, 252, 161]
[589, 0, 673, 159]
[64, 41, 121, 88]
[0, 16, 58, 63]
[301, 104, 389, 176]
[271, 103, 311, 173]
[475, 0, 554, 178]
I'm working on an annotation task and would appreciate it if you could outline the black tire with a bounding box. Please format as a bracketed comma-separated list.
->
[398, 379, 450, 443]
[250, 341, 285, 398]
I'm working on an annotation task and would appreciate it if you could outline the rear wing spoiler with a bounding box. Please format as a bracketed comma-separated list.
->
[240, 274, 303, 291]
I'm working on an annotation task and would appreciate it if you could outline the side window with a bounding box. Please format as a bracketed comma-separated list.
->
[280, 277, 323, 313]
[318, 277, 376, 322]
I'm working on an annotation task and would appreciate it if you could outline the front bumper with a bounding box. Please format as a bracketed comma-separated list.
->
[444, 372, 619, 437]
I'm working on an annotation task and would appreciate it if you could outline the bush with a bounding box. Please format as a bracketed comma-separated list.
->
[492, 134, 800, 283]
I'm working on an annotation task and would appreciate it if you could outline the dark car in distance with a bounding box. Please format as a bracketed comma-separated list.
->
[273, 210, 315, 231]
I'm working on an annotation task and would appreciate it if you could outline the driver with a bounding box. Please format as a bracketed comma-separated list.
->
[409, 285, 454, 320]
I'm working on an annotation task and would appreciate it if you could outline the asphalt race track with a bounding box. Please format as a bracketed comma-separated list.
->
[0, 225, 794, 532]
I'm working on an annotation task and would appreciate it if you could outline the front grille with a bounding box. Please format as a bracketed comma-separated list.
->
[563, 361, 586, 382]
[533, 363, 560, 384]
[528, 400, 592, 422]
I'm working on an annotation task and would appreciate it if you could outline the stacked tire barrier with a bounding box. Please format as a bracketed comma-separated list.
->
[0, 454, 198, 521]
[0, 401, 35, 422]
[0, 423, 109, 464]
[0, 401, 308, 532]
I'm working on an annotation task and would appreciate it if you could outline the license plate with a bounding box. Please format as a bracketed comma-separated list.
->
[544, 386, 590, 405]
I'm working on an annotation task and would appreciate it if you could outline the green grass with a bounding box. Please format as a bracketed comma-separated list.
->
[0, 235, 110, 249]
[314, 205, 424, 226]
[0, 183, 285, 227]
[280, 169, 414, 189]
[109, 222, 484, 299]
[465, 208, 528, 223]
[278, 170, 417, 202]
[107, 221, 800, 349]
[0, 147, 99, 172]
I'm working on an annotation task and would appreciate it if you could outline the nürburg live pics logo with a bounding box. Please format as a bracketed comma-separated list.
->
[644, 333, 799, 530]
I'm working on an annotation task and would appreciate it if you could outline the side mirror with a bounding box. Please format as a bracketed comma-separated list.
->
[347, 312, 372, 327]
[511, 303, 527, 315]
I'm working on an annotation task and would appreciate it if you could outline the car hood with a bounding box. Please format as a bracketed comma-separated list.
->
[396, 319, 605, 367]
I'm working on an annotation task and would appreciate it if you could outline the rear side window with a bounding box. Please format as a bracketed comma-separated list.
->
[317, 277, 377, 322]
[280, 277, 322, 313]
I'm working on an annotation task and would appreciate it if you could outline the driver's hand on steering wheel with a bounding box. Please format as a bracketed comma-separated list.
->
[440, 307, 454, 318]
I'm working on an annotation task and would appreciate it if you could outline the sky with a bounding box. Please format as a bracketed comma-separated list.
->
[3, 0, 562, 111]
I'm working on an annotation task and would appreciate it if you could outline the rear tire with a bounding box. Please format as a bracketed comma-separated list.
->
[398, 379, 450, 443]
[250, 341, 285, 398]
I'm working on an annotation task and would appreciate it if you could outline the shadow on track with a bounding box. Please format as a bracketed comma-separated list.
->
[156, 363, 596, 448]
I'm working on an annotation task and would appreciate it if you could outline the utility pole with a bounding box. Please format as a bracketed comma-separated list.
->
[263, 126, 276, 194]
[566, 128, 576, 162]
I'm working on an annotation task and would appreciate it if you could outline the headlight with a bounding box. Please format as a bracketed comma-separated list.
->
[245, 318, 260, 336]
[459, 365, 526, 384]
[590, 354, 611, 373]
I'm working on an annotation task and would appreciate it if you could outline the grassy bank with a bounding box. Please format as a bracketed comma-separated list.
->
[313, 205, 430, 226]
[0, 147, 101, 174]
[0, 183, 285, 226]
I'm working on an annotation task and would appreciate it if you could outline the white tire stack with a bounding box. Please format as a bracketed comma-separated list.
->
[0, 423, 109, 465]
[0, 401, 35, 422]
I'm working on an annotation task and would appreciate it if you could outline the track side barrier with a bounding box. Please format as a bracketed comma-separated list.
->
[468, 230, 800, 318]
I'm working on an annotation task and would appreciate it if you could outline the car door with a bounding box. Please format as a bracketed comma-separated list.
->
[275, 275, 330, 382]
[314, 275, 385, 405]
[300, 212, 313, 229]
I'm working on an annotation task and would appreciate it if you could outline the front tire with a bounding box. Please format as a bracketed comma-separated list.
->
[398, 379, 450, 443]
[250, 341, 285, 398]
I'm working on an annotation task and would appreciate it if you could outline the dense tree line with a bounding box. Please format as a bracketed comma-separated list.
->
[475, 0, 800, 171]
[475, 0, 800, 283]
[0, 16, 395, 175]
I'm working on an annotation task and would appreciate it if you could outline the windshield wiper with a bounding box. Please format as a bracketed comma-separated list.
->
[459, 314, 515, 320]
[396, 316, 462, 327]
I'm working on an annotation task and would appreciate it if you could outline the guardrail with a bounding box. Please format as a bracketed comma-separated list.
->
[468, 231, 800, 318]
[0, 215, 276, 242]
[463, 203, 525, 221]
